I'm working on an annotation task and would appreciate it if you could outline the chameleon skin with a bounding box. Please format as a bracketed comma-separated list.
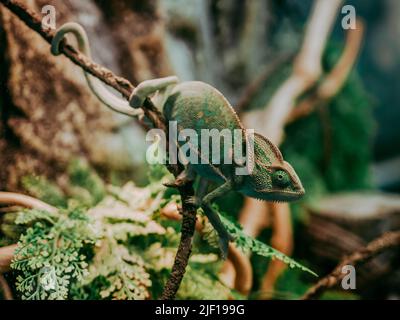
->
[163, 81, 246, 184]
[51, 23, 305, 258]
[133, 80, 305, 257]
[162, 81, 304, 201]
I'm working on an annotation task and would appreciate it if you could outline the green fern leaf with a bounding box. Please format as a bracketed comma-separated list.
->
[219, 214, 318, 277]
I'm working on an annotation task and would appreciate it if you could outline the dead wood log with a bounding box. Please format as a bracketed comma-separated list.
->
[304, 192, 400, 290]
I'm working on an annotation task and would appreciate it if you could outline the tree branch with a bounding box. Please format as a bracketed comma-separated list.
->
[0, 192, 57, 213]
[288, 19, 365, 123]
[243, 0, 343, 145]
[0, 0, 195, 299]
[259, 203, 293, 299]
[302, 231, 400, 300]
[160, 184, 197, 300]
[162, 202, 253, 296]
[0, 274, 13, 300]
[0, 0, 131, 95]
[0, 244, 17, 273]
[236, 53, 294, 113]
[0, 192, 58, 274]
[235, 0, 345, 297]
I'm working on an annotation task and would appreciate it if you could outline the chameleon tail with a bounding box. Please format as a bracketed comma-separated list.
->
[129, 76, 179, 109]
[51, 22, 143, 117]
[202, 205, 234, 259]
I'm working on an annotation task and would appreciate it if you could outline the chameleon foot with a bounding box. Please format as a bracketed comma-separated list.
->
[164, 167, 195, 188]
[184, 196, 202, 207]
[200, 204, 235, 259]
[163, 176, 191, 188]
[218, 233, 235, 260]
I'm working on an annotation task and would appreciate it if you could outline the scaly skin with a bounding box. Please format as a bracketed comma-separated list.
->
[51, 23, 305, 258]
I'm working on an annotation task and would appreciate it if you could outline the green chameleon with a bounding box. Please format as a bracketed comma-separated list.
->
[51, 23, 305, 258]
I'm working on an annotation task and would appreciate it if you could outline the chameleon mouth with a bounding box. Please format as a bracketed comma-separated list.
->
[254, 188, 305, 202]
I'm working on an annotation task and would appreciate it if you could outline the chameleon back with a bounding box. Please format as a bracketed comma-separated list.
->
[163, 81, 245, 182]
[163, 81, 243, 132]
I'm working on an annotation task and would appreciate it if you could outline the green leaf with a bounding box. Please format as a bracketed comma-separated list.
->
[11, 206, 96, 300]
[219, 214, 318, 277]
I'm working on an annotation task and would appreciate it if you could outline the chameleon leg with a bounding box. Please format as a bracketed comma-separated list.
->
[196, 179, 235, 259]
[195, 177, 209, 199]
[164, 165, 196, 188]
[129, 76, 180, 108]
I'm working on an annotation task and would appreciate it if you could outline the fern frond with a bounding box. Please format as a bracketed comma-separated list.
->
[11, 207, 95, 300]
[84, 239, 151, 300]
[219, 213, 318, 277]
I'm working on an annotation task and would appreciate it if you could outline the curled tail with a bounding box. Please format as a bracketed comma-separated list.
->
[51, 22, 143, 117]
[129, 76, 179, 109]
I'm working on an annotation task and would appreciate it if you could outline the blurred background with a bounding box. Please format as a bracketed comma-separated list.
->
[0, 0, 399, 300]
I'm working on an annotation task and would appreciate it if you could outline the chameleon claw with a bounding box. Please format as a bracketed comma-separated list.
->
[218, 233, 235, 260]
[184, 196, 202, 207]
[164, 167, 195, 189]
[163, 181, 177, 188]
[163, 176, 191, 188]
[219, 239, 229, 260]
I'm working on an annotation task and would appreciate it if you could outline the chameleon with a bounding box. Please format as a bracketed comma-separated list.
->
[51, 22, 305, 258]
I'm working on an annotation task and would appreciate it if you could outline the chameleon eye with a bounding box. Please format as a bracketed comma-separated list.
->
[273, 170, 290, 188]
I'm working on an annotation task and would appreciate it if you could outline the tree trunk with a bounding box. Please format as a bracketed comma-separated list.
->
[0, 0, 170, 191]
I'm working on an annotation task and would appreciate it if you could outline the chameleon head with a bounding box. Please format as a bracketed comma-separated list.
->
[238, 133, 305, 202]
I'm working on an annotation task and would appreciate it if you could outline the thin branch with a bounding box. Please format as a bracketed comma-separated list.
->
[0, 0, 164, 128]
[226, 244, 253, 296]
[0, 274, 13, 300]
[0, 192, 58, 273]
[0, 0, 131, 95]
[0, 205, 25, 213]
[0, 192, 57, 213]
[243, 0, 343, 145]
[302, 231, 400, 300]
[160, 183, 197, 300]
[161, 202, 204, 231]
[0, 244, 17, 273]
[260, 203, 293, 299]
[237, 0, 344, 296]
[161, 202, 253, 296]
[288, 19, 365, 123]
[236, 53, 294, 113]
[0, 0, 195, 299]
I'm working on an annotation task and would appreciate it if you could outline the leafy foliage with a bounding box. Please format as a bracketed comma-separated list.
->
[67, 159, 106, 206]
[7, 161, 317, 300]
[218, 211, 317, 276]
[21, 159, 106, 208]
[194, 204, 316, 276]
[21, 176, 67, 208]
[9, 166, 239, 300]
[83, 241, 151, 300]
[76, 182, 164, 300]
[177, 265, 237, 299]
[11, 207, 95, 300]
